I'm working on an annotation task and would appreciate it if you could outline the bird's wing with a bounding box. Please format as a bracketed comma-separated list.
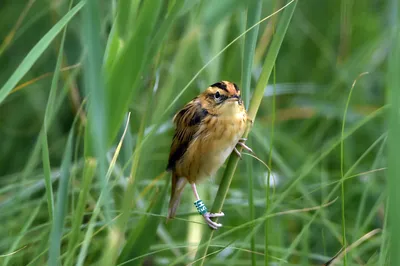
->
[166, 98, 208, 170]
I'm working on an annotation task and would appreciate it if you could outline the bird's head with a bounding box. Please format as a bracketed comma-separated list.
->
[200, 81, 243, 115]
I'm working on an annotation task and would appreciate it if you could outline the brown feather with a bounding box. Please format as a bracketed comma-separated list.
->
[167, 172, 187, 219]
[166, 97, 209, 171]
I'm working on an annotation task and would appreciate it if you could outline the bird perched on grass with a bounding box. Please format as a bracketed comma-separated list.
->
[166, 81, 252, 229]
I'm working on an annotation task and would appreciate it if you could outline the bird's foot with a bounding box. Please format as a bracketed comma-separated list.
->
[237, 138, 254, 153]
[203, 212, 224, 230]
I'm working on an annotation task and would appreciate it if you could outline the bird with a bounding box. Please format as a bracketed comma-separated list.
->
[166, 81, 252, 229]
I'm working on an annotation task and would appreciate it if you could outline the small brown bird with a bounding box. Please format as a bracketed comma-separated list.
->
[166, 81, 252, 229]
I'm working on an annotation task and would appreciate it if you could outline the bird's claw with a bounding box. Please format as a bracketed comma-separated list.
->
[236, 140, 254, 154]
[234, 147, 242, 159]
[203, 212, 224, 230]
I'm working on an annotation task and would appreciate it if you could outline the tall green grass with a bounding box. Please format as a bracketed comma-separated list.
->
[242, 1, 263, 265]
[194, 1, 297, 265]
[0, 0, 394, 265]
[388, 0, 400, 265]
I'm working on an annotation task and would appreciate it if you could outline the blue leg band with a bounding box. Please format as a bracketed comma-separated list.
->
[194, 199, 208, 215]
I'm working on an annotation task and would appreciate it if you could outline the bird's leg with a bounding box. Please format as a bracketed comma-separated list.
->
[234, 147, 242, 159]
[191, 183, 224, 230]
[235, 138, 254, 155]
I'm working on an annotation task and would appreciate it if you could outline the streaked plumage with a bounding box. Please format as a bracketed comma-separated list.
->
[166, 81, 251, 229]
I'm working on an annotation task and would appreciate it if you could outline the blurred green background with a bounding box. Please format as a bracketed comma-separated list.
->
[0, 0, 395, 265]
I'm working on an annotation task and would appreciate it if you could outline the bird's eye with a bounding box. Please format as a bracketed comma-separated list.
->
[215, 91, 220, 99]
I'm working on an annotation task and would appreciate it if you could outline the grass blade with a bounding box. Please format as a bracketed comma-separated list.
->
[387, 0, 400, 263]
[40, 0, 72, 223]
[241, 1, 263, 265]
[116, 0, 139, 41]
[41, 132, 54, 220]
[339, 72, 368, 264]
[82, 0, 111, 239]
[242, 0, 262, 105]
[0, 1, 84, 104]
[48, 125, 74, 265]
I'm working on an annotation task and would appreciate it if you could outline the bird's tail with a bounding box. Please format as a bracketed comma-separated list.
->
[167, 172, 187, 220]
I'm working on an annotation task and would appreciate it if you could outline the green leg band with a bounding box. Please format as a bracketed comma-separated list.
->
[194, 199, 208, 215]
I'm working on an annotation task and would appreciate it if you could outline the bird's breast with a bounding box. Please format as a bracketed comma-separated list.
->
[185, 110, 247, 181]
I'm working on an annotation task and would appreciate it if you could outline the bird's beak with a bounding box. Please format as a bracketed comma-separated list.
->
[228, 95, 242, 105]
[228, 95, 239, 101]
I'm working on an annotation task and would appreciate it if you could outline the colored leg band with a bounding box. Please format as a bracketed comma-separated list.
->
[194, 199, 208, 215]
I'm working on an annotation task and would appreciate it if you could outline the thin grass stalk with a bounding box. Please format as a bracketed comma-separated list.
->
[40, 0, 72, 225]
[193, 2, 297, 265]
[266, 65, 277, 265]
[48, 126, 74, 265]
[378, 198, 389, 265]
[64, 159, 96, 266]
[41, 132, 54, 220]
[242, 0, 262, 104]
[301, 223, 310, 265]
[241, 1, 262, 265]
[387, 0, 400, 263]
[46, 1, 74, 263]
[245, 141, 256, 264]
[353, 135, 386, 244]
[340, 72, 368, 264]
